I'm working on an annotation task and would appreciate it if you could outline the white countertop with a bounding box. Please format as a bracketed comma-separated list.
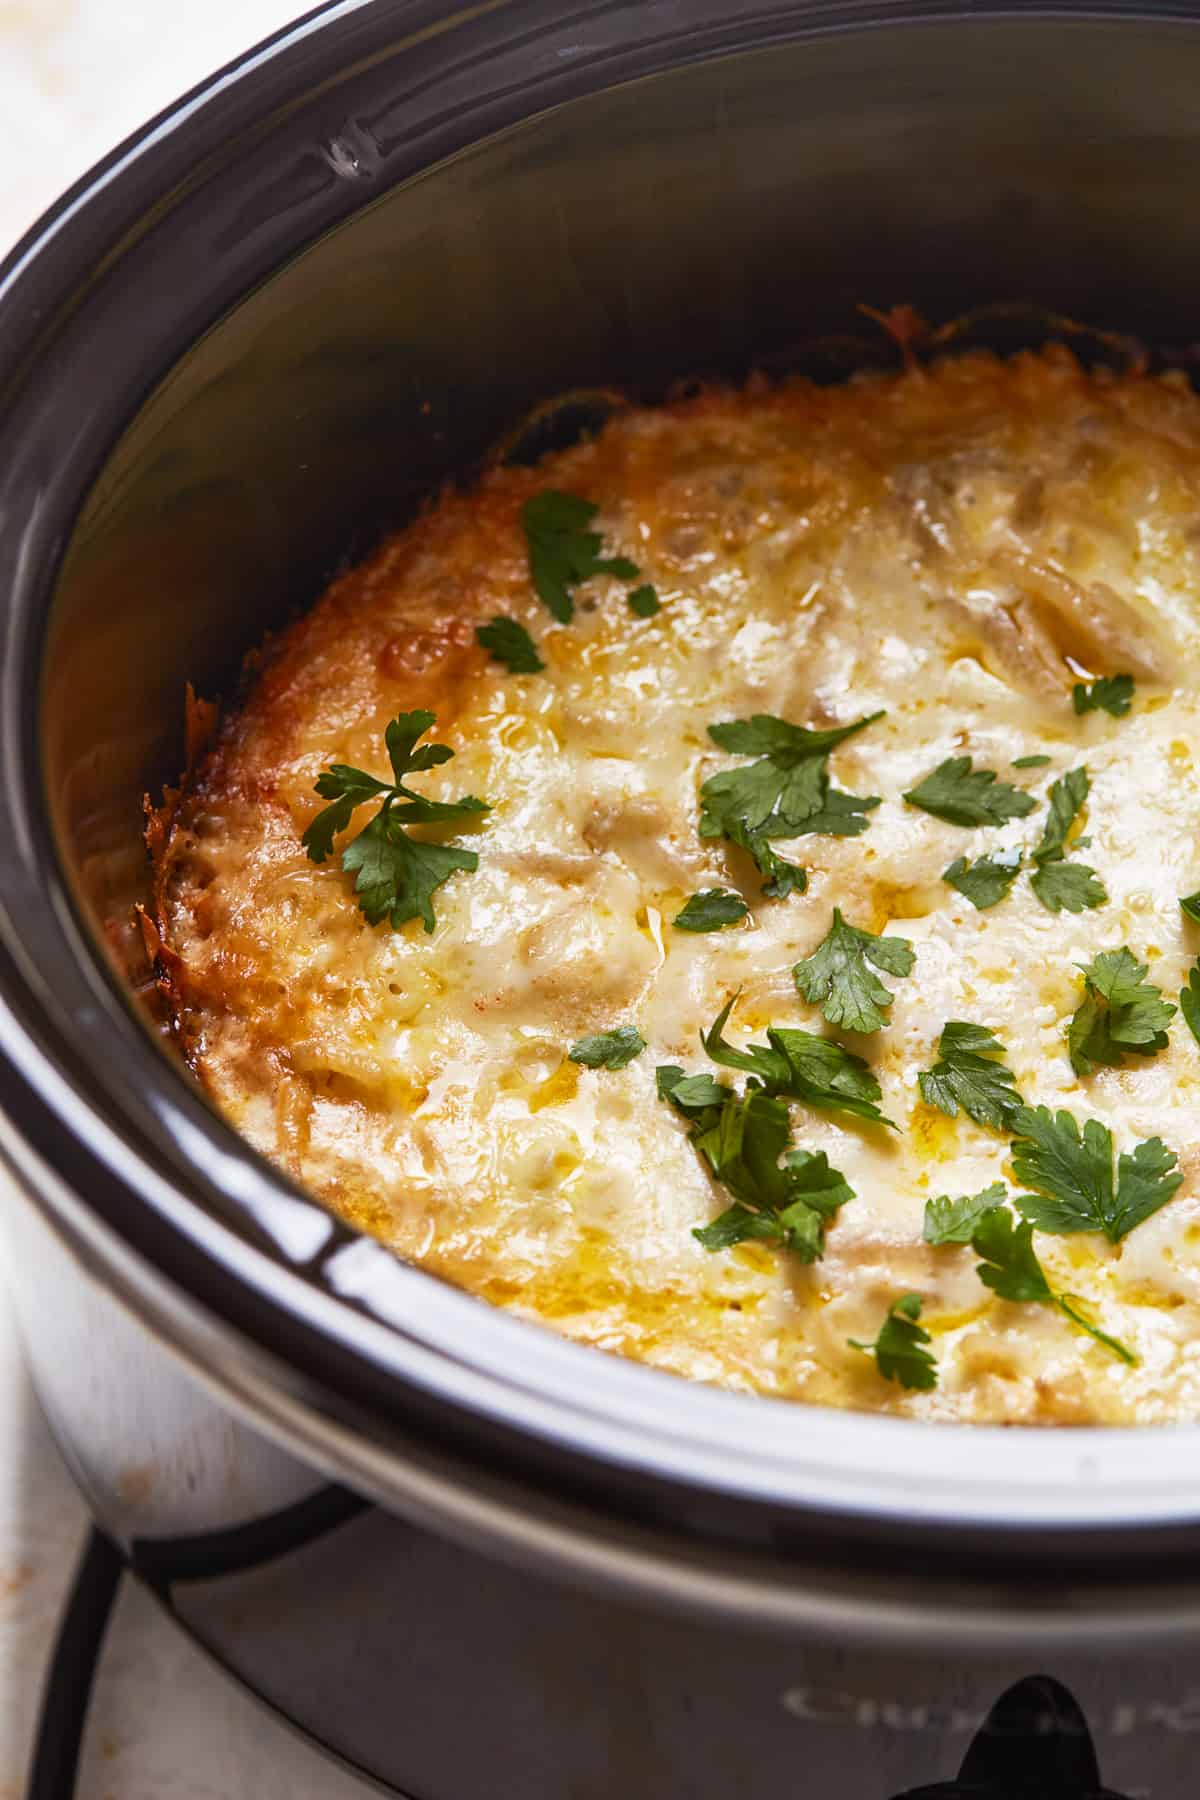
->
[1, 8, 372, 1792]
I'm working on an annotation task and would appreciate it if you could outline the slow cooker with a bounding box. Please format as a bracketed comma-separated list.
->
[3, 2, 1200, 1792]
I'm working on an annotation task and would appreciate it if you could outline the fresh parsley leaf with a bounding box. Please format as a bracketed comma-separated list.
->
[1073, 674, 1135, 718]
[656, 1065, 729, 1121]
[923, 1183, 1008, 1245]
[1110, 1136, 1184, 1240]
[701, 995, 892, 1126]
[1181, 892, 1200, 925]
[656, 1063, 686, 1101]
[568, 1026, 646, 1070]
[301, 768, 391, 863]
[903, 756, 1036, 828]
[689, 1092, 854, 1260]
[661, 1023, 858, 1258]
[1009, 1106, 1114, 1237]
[1030, 859, 1107, 914]
[672, 890, 749, 933]
[628, 584, 660, 617]
[944, 848, 1022, 911]
[1010, 1105, 1182, 1242]
[706, 714, 881, 761]
[341, 820, 479, 933]
[1029, 766, 1106, 914]
[970, 1205, 1135, 1363]
[918, 1021, 1023, 1131]
[722, 817, 808, 898]
[698, 710, 882, 898]
[1181, 959, 1200, 1049]
[849, 1293, 937, 1392]
[302, 711, 488, 932]
[1012, 754, 1052, 768]
[970, 1205, 1052, 1304]
[476, 615, 544, 673]
[793, 908, 915, 1035]
[521, 490, 639, 623]
[1067, 947, 1175, 1077]
[1034, 765, 1089, 858]
[925, 1195, 1135, 1362]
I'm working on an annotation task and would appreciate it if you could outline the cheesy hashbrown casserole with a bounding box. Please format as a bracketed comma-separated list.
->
[151, 346, 1200, 1424]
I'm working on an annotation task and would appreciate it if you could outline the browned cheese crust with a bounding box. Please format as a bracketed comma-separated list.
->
[154, 349, 1200, 1423]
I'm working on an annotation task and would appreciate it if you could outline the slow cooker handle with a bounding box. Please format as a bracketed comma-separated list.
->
[894, 1674, 1132, 1799]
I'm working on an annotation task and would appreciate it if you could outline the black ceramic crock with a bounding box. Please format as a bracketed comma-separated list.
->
[6, 3, 1200, 1793]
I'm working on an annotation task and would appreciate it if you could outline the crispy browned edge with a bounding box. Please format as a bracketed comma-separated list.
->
[138, 304, 1153, 1061]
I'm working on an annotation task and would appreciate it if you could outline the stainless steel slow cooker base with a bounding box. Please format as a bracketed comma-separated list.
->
[164, 1515, 1179, 1798]
[5, 1111, 1171, 1799]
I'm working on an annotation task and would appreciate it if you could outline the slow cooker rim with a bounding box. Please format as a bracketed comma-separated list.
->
[7, 0, 1200, 1571]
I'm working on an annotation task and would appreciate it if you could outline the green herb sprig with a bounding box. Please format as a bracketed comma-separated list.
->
[476, 616, 544, 673]
[699, 711, 883, 898]
[1009, 1105, 1182, 1243]
[971, 1204, 1134, 1363]
[793, 909, 915, 1034]
[1067, 948, 1175, 1077]
[943, 848, 1022, 911]
[918, 1022, 1023, 1132]
[569, 1027, 646, 1070]
[1029, 768, 1106, 914]
[1073, 674, 1134, 718]
[849, 1294, 938, 1391]
[904, 756, 1036, 828]
[701, 995, 892, 1126]
[658, 1073, 855, 1260]
[302, 711, 488, 933]
[521, 489, 657, 622]
[672, 890, 749, 933]
[1181, 960, 1200, 1049]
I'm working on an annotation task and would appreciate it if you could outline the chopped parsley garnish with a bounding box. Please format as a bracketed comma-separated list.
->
[970, 1204, 1134, 1364]
[1030, 859, 1107, 914]
[1066, 947, 1175, 1077]
[699, 710, 882, 898]
[1181, 892, 1200, 925]
[658, 1009, 863, 1257]
[720, 818, 808, 899]
[793, 909, 915, 1035]
[672, 890, 749, 933]
[666, 1083, 855, 1260]
[475, 615, 544, 674]
[1009, 1105, 1182, 1242]
[926, 1192, 1134, 1360]
[918, 1021, 1023, 1131]
[923, 1183, 1008, 1245]
[903, 756, 1036, 828]
[302, 711, 488, 933]
[1029, 766, 1106, 914]
[1073, 673, 1134, 718]
[701, 995, 892, 1126]
[849, 1294, 937, 1391]
[628, 584, 660, 617]
[943, 847, 1022, 911]
[1012, 753, 1052, 769]
[1180, 960, 1200, 1049]
[568, 1026, 646, 1070]
[656, 1066, 727, 1110]
[1035, 765, 1089, 857]
[521, 490, 639, 623]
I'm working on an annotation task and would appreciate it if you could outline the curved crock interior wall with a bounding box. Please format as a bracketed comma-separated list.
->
[43, 15, 1200, 954]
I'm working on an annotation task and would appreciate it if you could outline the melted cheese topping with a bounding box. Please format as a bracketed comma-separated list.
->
[157, 348, 1200, 1424]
